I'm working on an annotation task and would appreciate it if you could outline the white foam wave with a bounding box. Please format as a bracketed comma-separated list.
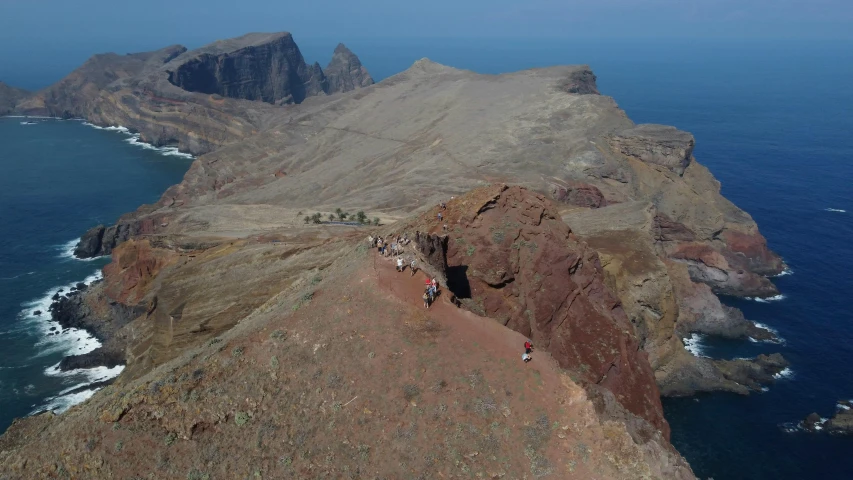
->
[21, 270, 104, 360]
[682, 333, 707, 357]
[839, 404, 851, 411]
[751, 322, 786, 344]
[81, 122, 193, 158]
[773, 367, 794, 380]
[56, 238, 100, 261]
[771, 268, 794, 278]
[748, 294, 786, 303]
[46, 364, 125, 387]
[32, 388, 99, 415]
[125, 133, 194, 158]
[825, 208, 846, 213]
[761, 387, 770, 392]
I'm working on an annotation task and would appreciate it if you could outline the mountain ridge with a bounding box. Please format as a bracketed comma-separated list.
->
[0, 31, 790, 478]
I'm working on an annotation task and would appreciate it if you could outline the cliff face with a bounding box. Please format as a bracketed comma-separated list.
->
[0, 81, 29, 115]
[166, 33, 319, 105]
[14, 33, 373, 155]
[417, 185, 669, 437]
[0, 236, 695, 479]
[324, 43, 375, 93]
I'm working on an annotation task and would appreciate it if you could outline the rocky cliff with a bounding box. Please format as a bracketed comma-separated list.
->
[324, 43, 375, 93]
[63, 54, 787, 397]
[0, 81, 29, 115]
[14, 32, 373, 155]
[0, 35, 793, 477]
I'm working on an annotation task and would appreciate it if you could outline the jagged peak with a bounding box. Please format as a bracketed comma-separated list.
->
[333, 43, 353, 55]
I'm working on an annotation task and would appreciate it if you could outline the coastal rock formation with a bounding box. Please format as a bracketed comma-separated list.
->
[324, 43, 375, 93]
[801, 401, 853, 434]
[166, 33, 325, 105]
[0, 81, 28, 115]
[0, 241, 695, 478]
[15, 33, 373, 156]
[58, 49, 785, 397]
[607, 124, 695, 176]
[408, 185, 669, 437]
[1, 34, 795, 476]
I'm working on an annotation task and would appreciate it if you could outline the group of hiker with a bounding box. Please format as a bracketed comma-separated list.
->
[422, 277, 439, 308]
[370, 234, 411, 257]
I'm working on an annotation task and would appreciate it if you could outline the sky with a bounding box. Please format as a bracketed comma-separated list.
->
[1, 0, 851, 88]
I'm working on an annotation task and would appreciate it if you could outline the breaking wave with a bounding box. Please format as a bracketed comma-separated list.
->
[682, 333, 707, 357]
[824, 208, 846, 213]
[56, 238, 100, 261]
[81, 122, 193, 159]
[773, 367, 794, 380]
[750, 322, 786, 344]
[21, 270, 104, 360]
[748, 294, 786, 303]
[771, 267, 794, 278]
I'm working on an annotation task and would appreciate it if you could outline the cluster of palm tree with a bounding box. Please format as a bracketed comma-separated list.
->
[303, 208, 379, 226]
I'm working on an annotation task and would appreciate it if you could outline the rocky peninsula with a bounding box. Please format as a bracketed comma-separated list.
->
[0, 31, 791, 478]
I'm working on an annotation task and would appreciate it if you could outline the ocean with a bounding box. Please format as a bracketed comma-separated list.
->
[2, 39, 852, 479]
[0, 118, 193, 432]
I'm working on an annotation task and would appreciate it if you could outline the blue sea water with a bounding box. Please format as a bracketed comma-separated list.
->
[1, 39, 852, 478]
[0, 118, 193, 432]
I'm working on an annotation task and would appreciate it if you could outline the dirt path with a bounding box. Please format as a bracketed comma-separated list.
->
[368, 250, 568, 402]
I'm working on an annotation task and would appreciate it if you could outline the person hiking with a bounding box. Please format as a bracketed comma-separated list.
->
[522, 353, 532, 363]
[438, 212, 443, 222]
[396, 257, 404, 272]
[524, 341, 534, 354]
[423, 289, 430, 308]
[410, 258, 417, 276]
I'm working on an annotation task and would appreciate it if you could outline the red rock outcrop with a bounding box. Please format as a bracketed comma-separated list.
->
[437, 185, 669, 437]
[103, 239, 178, 305]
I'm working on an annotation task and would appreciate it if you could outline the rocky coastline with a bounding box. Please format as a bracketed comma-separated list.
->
[0, 30, 800, 478]
[47, 278, 145, 372]
[801, 400, 853, 434]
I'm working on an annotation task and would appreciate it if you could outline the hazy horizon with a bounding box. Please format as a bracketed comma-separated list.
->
[2, 0, 852, 89]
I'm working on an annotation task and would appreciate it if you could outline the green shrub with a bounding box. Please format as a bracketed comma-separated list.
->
[165, 432, 177, 446]
[235, 411, 250, 426]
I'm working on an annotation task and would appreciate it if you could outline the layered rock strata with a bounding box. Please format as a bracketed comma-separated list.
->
[15, 33, 373, 155]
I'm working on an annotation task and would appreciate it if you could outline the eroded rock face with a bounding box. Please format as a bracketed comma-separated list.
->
[324, 43, 375, 93]
[167, 33, 318, 105]
[439, 185, 669, 437]
[558, 67, 600, 95]
[15, 33, 373, 156]
[608, 125, 695, 176]
[551, 181, 607, 208]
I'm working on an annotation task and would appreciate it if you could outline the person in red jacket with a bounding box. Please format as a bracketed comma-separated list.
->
[524, 341, 533, 354]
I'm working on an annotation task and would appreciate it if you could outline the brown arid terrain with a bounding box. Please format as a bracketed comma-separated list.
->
[0, 31, 792, 478]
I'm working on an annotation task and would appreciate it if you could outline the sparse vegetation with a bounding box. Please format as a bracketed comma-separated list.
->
[466, 245, 476, 256]
[186, 470, 210, 480]
[373, 217, 380, 226]
[234, 411, 250, 426]
[270, 330, 287, 341]
[402, 384, 421, 402]
[164, 432, 177, 446]
[232, 346, 243, 357]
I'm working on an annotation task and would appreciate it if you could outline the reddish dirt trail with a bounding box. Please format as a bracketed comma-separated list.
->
[367, 250, 568, 401]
